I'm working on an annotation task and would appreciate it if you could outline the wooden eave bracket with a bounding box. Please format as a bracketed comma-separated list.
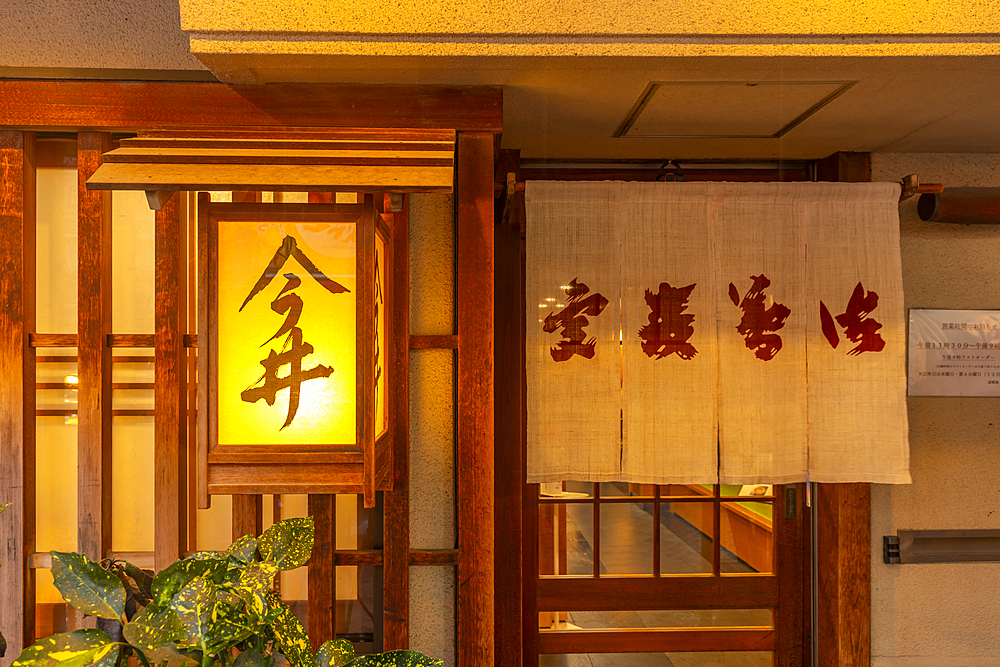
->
[146, 190, 171, 211]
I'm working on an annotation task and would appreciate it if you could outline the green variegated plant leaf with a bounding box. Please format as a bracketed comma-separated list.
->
[232, 563, 278, 624]
[143, 644, 200, 667]
[204, 602, 253, 655]
[120, 561, 154, 602]
[50, 552, 125, 620]
[91, 645, 120, 667]
[169, 577, 217, 652]
[11, 629, 116, 667]
[258, 518, 314, 571]
[347, 651, 443, 667]
[226, 535, 258, 563]
[267, 592, 312, 667]
[123, 604, 184, 650]
[151, 555, 227, 608]
[232, 647, 266, 667]
[314, 639, 354, 667]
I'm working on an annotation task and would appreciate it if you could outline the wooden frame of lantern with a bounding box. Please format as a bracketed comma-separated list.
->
[197, 193, 393, 509]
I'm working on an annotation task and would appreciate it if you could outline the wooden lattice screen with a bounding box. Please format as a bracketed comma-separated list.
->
[0, 81, 501, 667]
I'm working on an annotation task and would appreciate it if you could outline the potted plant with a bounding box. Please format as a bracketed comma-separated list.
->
[12, 517, 440, 667]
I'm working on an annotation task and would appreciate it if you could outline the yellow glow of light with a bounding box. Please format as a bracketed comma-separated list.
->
[64, 375, 78, 384]
[217, 221, 357, 445]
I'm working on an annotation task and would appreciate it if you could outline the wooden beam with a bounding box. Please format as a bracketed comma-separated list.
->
[494, 149, 523, 667]
[77, 132, 114, 570]
[539, 627, 775, 654]
[382, 196, 410, 650]
[0, 81, 503, 133]
[815, 152, 871, 184]
[0, 130, 36, 663]
[817, 483, 871, 667]
[455, 131, 495, 667]
[307, 494, 335, 652]
[154, 192, 186, 570]
[538, 576, 779, 612]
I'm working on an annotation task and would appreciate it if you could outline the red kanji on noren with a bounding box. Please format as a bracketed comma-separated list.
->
[638, 282, 698, 360]
[820, 282, 885, 355]
[728, 274, 791, 361]
[542, 278, 609, 362]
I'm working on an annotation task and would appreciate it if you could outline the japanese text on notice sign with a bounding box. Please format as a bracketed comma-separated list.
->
[909, 309, 1000, 396]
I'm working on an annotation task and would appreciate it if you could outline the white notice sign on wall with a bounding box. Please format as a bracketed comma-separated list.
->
[908, 309, 1000, 396]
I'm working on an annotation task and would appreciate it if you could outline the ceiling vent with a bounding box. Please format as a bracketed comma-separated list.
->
[615, 80, 856, 139]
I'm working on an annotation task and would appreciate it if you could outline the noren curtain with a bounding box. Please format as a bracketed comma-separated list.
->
[525, 181, 910, 485]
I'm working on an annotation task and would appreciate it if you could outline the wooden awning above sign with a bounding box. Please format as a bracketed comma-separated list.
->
[86, 128, 455, 206]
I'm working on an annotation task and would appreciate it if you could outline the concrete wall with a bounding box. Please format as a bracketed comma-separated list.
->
[3, 0, 202, 73]
[871, 153, 1000, 667]
[407, 194, 457, 667]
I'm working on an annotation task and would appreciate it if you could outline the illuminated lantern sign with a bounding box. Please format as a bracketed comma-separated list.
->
[197, 195, 392, 509]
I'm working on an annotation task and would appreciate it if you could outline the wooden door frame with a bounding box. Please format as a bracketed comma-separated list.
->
[0, 79, 501, 667]
[492, 150, 872, 666]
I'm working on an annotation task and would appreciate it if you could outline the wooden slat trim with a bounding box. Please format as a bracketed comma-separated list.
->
[0, 130, 37, 659]
[538, 627, 775, 654]
[138, 128, 459, 140]
[36, 409, 153, 417]
[455, 132, 495, 667]
[407, 549, 459, 566]
[29, 333, 197, 349]
[154, 193, 186, 570]
[109, 334, 152, 347]
[537, 576, 779, 612]
[29, 333, 77, 347]
[103, 149, 454, 168]
[86, 162, 454, 194]
[77, 132, 114, 568]
[0, 82, 501, 132]
[30, 550, 387, 569]
[122, 138, 455, 151]
[382, 197, 410, 650]
[409, 334, 458, 349]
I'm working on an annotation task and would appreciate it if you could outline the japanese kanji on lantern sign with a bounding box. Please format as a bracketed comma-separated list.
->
[197, 195, 393, 509]
[525, 180, 910, 487]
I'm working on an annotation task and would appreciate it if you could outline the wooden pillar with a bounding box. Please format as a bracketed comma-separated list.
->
[232, 495, 263, 541]
[0, 130, 36, 665]
[815, 150, 872, 667]
[494, 149, 523, 667]
[382, 196, 410, 650]
[307, 494, 335, 651]
[455, 131, 495, 667]
[817, 483, 871, 667]
[77, 132, 113, 566]
[154, 193, 187, 570]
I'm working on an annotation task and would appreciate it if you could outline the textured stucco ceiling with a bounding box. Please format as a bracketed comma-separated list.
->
[3, 0, 1000, 160]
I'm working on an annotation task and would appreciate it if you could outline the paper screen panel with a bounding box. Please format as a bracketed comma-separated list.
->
[525, 181, 622, 482]
[621, 183, 719, 483]
[714, 184, 808, 484]
[217, 221, 357, 445]
[805, 183, 910, 483]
